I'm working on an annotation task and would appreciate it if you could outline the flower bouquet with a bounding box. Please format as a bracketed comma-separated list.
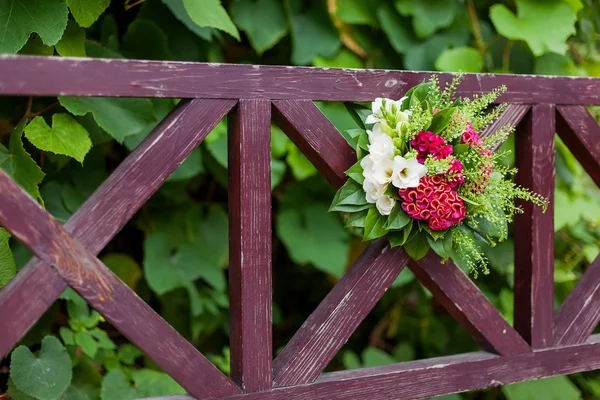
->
[330, 76, 547, 275]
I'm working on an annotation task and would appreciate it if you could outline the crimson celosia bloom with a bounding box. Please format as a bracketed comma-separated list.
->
[399, 176, 466, 231]
[462, 122, 482, 146]
[411, 130, 453, 163]
[445, 159, 464, 190]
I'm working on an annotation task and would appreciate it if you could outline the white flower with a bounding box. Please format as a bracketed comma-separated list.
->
[368, 133, 395, 161]
[363, 178, 386, 204]
[366, 123, 385, 139]
[391, 156, 428, 189]
[372, 158, 394, 185]
[360, 155, 375, 181]
[366, 97, 408, 125]
[376, 195, 396, 216]
[395, 109, 411, 132]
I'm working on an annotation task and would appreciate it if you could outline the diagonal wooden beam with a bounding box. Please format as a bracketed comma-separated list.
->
[410, 253, 531, 355]
[555, 255, 600, 346]
[273, 239, 409, 386]
[272, 100, 355, 189]
[0, 99, 236, 357]
[514, 104, 556, 349]
[0, 170, 241, 399]
[556, 105, 600, 188]
[481, 104, 530, 142]
[228, 100, 273, 391]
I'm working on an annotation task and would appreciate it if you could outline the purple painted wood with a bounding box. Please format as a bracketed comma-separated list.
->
[409, 253, 530, 356]
[228, 99, 273, 391]
[514, 104, 556, 349]
[0, 171, 241, 399]
[272, 100, 354, 189]
[481, 104, 530, 141]
[273, 240, 409, 386]
[556, 105, 600, 187]
[0, 99, 236, 358]
[188, 336, 600, 400]
[555, 256, 600, 346]
[1, 55, 600, 104]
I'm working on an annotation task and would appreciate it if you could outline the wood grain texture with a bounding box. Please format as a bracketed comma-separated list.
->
[273, 240, 409, 386]
[162, 335, 600, 400]
[514, 104, 556, 349]
[409, 253, 530, 356]
[0, 171, 241, 399]
[228, 100, 273, 391]
[1, 55, 599, 103]
[0, 99, 236, 358]
[272, 100, 354, 189]
[481, 104, 530, 144]
[555, 256, 600, 346]
[556, 105, 600, 187]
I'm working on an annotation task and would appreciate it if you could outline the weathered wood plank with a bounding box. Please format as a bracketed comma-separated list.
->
[514, 104, 556, 348]
[162, 335, 600, 400]
[409, 253, 531, 356]
[0, 99, 236, 358]
[481, 104, 530, 142]
[0, 55, 599, 104]
[228, 100, 273, 391]
[556, 105, 600, 188]
[272, 100, 354, 189]
[555, 255, 600, 346]
[0, 171, 241, 399]
[273, 240, 408, 386]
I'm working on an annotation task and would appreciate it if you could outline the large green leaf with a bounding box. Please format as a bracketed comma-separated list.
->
[231, 0, 288, 54]
[58, 97, 155, 144]
[285, 0, 341, 65]
[182, 0, 240, 40]
[0, 0, 68, 53]
[66, 0, 110, 28]
[490, 0, 577, 56]
[377, 3, 416, 54]
[161, 0, 215, 41]
[0, 123, 45, 200]
[276, 202, 349, 278]
[435, 47, 484, 72]
[24, 114, 92, 163]
[100, 369, 136, 400]
[122, 19, 172, 60]
[10, 336, 72, 400]
[55, 20, 86, 57]
[144, 206, 229, 316]
[502, 376, 581, 400]
[101, 253, 142, 290]
[0, 228, 16, 289]
[395, 0, 457, 39]
[131, 369, 186, 397]
[336, 0, 378, 26]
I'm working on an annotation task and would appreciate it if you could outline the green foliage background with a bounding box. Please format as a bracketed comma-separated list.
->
[0, 0, 599, 399]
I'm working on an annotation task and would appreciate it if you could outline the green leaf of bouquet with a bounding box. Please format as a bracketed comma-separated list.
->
[66, 0, 110, 28]
[11, 336, 72, 400]
[0, 123, 45, 200]
[24, 114, 92, 163]
[344, 104, 371, 130]
[426, 229, 453, 260]
[357, 129, 370, 152]
[363, 208, 388, 241]
[285, 0, 341, 65]
[0, 0, 68, 53]
[0, 228, 16, 289]
[385, 205, 411, 230]
[58, 97, 155, 144]
[453, 143, 469, 155]
[409, 81, 434, 109]
[231, 0, 288, 54]
[395, 0, 457, 39]
[404, 231, 430, 260]
[345, 160, 364, 184]
[55, 19, 86, 57]
[468, 207, 508, 239]
[428, 107, 456, 134]
[329, 179, 368, 212]
[490, 0, 577, 56]
[345, 209, 368, 228]
[435, 47, 483, 73]
[182, 0, 240, 40]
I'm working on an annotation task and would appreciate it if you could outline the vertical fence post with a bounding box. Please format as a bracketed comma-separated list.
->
[228, 99, 273, 391]
[514, 104, 556, 349]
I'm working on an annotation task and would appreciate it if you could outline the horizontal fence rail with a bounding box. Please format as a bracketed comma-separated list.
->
[0, 55, 599, 400]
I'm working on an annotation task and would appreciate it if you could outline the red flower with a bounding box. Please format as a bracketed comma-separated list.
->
[462, 122, 482, 146]
[411, 130, 453, 163]
[399, 176, 466, 231]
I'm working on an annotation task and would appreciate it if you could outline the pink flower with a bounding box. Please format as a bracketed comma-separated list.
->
[445, 159, 464, 190]
[462, 122, 482, 146]
[399, 176, 466, 231]
[411, 131, 454, 163]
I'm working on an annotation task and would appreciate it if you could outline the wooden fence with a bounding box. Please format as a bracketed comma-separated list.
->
[0, 55, 599, 399]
